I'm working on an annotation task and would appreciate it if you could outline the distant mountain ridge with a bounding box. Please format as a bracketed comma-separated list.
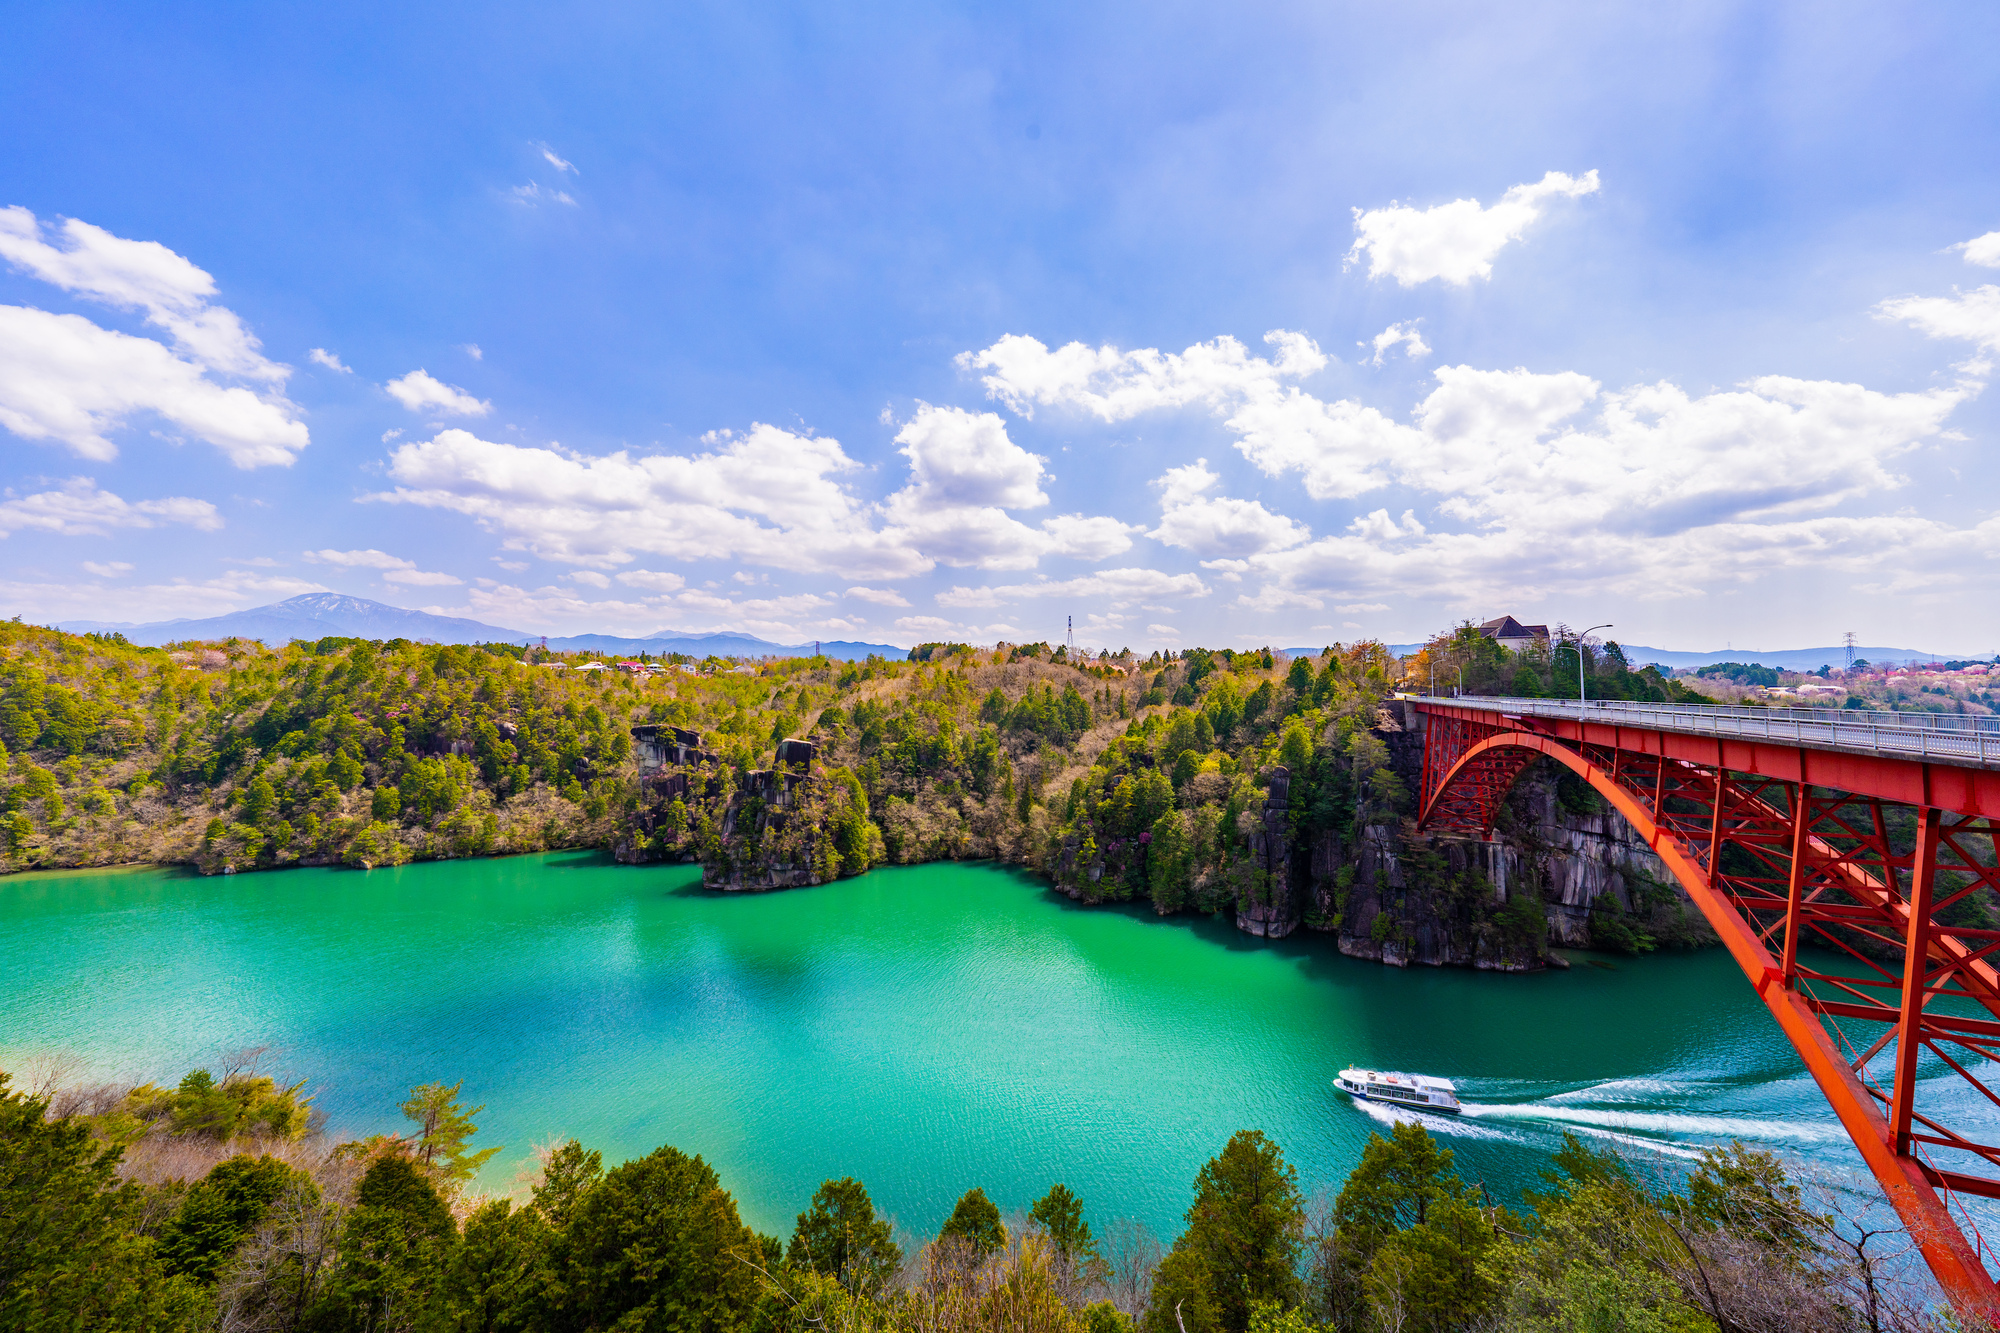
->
[55, 594, 904, 661]
[61, 594, 535, 648]
[54, 595, 1985, 669]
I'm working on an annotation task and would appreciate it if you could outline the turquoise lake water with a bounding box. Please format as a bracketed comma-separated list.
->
[1, 853, 1982, 1246]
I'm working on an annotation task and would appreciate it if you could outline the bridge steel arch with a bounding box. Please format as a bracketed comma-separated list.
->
[1415, 700, 2000, 1325]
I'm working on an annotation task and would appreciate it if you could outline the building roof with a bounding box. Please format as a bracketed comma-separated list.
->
[1478, 616, 1550, 641]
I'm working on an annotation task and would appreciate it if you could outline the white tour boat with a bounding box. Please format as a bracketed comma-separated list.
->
[1336, 1067, 1462, 1114]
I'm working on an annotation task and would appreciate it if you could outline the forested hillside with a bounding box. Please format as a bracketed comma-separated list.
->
[0, 618, 1713, 962]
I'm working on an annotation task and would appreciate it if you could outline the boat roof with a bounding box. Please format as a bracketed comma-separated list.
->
[1340, 1067, 1456, 1092]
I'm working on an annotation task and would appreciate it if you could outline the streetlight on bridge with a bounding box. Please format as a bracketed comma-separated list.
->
[1561, 623, 1613, 714]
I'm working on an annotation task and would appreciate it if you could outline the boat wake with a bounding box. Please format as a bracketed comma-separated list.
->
[1460, 1100, 1843, 1144]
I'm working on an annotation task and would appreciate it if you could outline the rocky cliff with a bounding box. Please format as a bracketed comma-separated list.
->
[1040, 705, 1711, 971]
[639, 709, 1712, 972]
[1305, 709, 1711, 969]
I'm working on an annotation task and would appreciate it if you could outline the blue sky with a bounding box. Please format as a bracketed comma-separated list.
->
[3, 1, 1999, 652]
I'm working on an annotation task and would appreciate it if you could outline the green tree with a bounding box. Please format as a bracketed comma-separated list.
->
[330, 1155, 459, 1331]
[558, 1144, 763, 1333]
[940, 1186, 1007, 1261]
[532, 1138, 604, 1229]
[240, 775, 277, 825]
[1031, 1183, 1104, 1276]
[1148, 810, 1194, 913]
[1145, 1248, 1222, 1333]
[789, 1176, 902, 1294]
[1492, 1135, 1704, 1333]
[402, 1081, 503, 1185]
[1147, 1131, 1304, 1333]
[0, 1074, 207, 1332]
[360, 1153, 457, 1242]
[434, 1198, 553, 1333]
[329, 748, 364, 791]
[157, 1153, 296, 1284]
[167, 1067, 238, 1137]
[1327, 1122, 1504, 1332]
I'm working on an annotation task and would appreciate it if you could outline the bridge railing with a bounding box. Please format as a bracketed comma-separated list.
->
[1409, 694, 2000, 770]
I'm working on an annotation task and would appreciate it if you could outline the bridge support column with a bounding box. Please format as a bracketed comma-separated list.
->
[1891, 806, 1943, 1156]
[1781, 783, 1809, 986]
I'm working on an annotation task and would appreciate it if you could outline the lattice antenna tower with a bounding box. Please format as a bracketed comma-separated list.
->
[1067, 615, 1073, 655]
[1844, 630, 1857, 671]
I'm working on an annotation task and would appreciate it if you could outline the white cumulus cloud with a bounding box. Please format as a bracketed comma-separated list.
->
[370, 424, 930, 579]
[615, 569, 687, 592]
[0, 207, 290, 381]
[308, 348, 351, 373]
[959, 329, 1326, 422]
[0, 478, 221, 538]
[966, 316, 1978, 611]
[1366, 321, 1431, 365]
[847, 586, 912, 607]
[1954, 231, 2000, 268]
[879, 403, 1137, 569]
[7, 568, 326, 626]
[1345, 170, 1600, 287]
[1148, 459, 1308, 559]
[385, 369, 491, 417]
[0, 209, 308, 467]
[1878, 285, 2000, 355]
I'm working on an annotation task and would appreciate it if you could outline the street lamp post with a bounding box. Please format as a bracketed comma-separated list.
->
[1565, 623, 1613, 714]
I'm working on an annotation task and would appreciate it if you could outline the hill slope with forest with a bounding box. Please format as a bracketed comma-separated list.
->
[0, 620, 1729, 968]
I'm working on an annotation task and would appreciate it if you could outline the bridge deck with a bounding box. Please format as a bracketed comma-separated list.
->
[1411, 694, 2000, 771]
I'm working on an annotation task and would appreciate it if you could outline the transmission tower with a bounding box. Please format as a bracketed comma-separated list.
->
[1844, 630, 1857, 671]
[1067, 615, 1074, 655]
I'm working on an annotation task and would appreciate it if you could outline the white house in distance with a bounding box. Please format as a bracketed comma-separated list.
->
[1479, 616, 1551, 653]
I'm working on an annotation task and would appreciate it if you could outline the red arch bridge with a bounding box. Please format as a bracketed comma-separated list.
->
[1414, 695, 2000, 1322]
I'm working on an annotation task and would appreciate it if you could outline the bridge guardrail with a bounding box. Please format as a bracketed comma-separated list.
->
[1411, 694, 2000, 770]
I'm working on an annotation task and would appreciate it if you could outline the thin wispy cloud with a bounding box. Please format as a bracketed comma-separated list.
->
[511, 182, 576, 207]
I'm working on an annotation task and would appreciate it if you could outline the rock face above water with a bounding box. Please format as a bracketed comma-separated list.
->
[617, 766, 844, 891]
[1309, 712, 1704, 970]
[1040, 704, 1708, 972]
[648, 705, 1709, 974]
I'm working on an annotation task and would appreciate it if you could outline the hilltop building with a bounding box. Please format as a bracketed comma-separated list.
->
[1479, 616, 1551, 653]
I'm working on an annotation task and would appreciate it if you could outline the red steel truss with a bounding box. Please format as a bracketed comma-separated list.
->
[1416, 701, 2000, 1324]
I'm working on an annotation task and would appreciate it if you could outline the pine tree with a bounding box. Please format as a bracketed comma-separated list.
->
[400, 1081, 502, 1185]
